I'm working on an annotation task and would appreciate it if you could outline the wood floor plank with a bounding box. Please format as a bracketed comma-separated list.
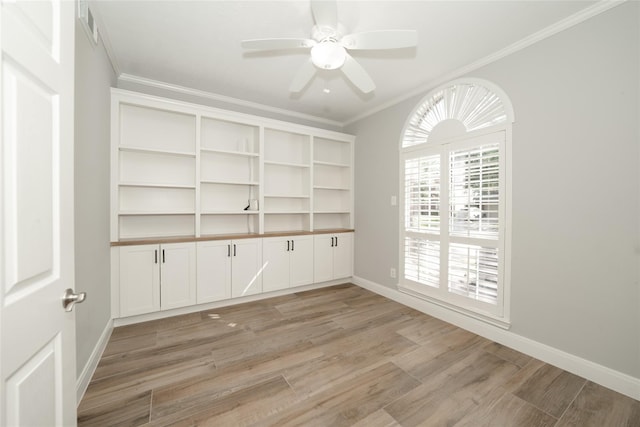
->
[556, 381, 640, 427]
[483, 342, 533, 368]
[259, 362, 421, 426]
[150, 341, 323, 420]
[150, 375, 301, 427]
[284, 330, 418, 396]
[453, 388, 557, 427]
[79, 284, 639, 426]
[385, 350, 521, 427]
[350, 409, 402, 427]
[392, 327, 488, 381]
[512, 363, 586, 418]
[77, 390, 152, 427]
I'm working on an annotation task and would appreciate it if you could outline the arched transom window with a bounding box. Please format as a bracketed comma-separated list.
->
[399, 79, 513, 326]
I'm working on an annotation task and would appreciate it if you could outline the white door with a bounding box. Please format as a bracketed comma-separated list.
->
[262, 237, 290, 292]
[1, 0, 78, 425]
[333, 233, 353, 279]
[313, 235, 334, 282]
[231, 239, 263, 298]
[290, 235, 313, 287]
[196, 240, 232, 304]
[119, 245, 160, 317]
[160, 242, 196, 310]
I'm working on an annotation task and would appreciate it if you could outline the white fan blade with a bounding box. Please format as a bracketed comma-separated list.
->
[290, 59, 317, 93]
[242, 38, 315, 50]
[341, 54, 375, 93]
[341, 30, 417, 50]
[311, 0, 337, 28]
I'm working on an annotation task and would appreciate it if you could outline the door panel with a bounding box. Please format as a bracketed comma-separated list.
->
[313, 235, 334, 282]
[196, 240, 232, 303]
[290, 235, 313, 287]
[333, 233, 353, 279]
[262, 237, 290, 292]
[1, 0, 76, 424]
[160, 242, 196, 310]
[119, 245, 160, 316]
[231, 239, 263, 298]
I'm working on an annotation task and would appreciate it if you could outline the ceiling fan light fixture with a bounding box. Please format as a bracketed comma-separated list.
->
[311, 41, 346, 70]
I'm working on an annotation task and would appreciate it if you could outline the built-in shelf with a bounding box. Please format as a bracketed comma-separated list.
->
[112, 89, 353, 241]
[119, 211, 196, 216]
[200, 179, 259, 186]
[119, 146, 196, 158]
[264, 194, 310, 199]
[264, 160, 310, 168]
[200, 147, 259, 157]
[314, 185, 350, 191]
[264, 211, 310, 214]
[313, 160, 349, 168]
[119, 182, 196, 189]
[201, 211, 260, 215]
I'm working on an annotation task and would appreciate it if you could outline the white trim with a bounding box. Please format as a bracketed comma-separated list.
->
[76, 319, 114, 406]
[117, 74, 343, 129]
[343, 0, 626, 126]
[352, 275, 640, 401]
[113, 279, 350, 327]
[85, 0, 120, 76]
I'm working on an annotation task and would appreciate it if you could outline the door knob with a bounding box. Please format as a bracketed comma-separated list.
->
[62, 288, 86, 312]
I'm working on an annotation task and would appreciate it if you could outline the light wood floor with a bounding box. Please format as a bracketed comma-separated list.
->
[78, 284, 640, 427]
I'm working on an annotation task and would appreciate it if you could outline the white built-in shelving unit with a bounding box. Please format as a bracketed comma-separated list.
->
[111, 89, 355, 321]
[110, 89, 354, 242]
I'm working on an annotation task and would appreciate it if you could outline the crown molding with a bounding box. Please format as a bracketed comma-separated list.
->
[117, 74, 344, 129]
[343, 0, 627, 126]
[87, 0, 121, 76]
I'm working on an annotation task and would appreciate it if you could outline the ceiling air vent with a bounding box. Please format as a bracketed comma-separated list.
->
[78, 0, 98, 45]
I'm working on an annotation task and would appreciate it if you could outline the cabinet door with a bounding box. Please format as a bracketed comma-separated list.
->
[313, 235, 334, 283]
[333, 233, 353, 279]
[160, 242, 196, 310]
[232, 238, 263, 298]
[120, 244, 160, 316]
[290, 235, 314, 287]
[196, 240, 232, 303]
[262, 237, 290, 292]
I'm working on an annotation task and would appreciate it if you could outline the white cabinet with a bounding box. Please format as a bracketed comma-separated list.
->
[119, 244, 160, 316]
[313, 232, 353, 282]
[196, 238, 263, 302]
[119, 242, 196, 317]
[160, 243, 197, 310]
[263, 235, 313, 292]
[196, 240, 231, 303]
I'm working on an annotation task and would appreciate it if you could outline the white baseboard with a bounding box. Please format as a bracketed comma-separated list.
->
[76, 319, 114, 405]
[352, 275, 640, 401]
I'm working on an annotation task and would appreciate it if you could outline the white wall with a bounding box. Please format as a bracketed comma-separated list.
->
[74, 18, 117, 377]
[346, 2, 639, 379]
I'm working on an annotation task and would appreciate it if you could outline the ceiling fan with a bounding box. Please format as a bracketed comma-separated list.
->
[241, 0, 417, 94]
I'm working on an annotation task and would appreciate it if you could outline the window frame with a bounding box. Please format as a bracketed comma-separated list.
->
[398, 79, 513, 328]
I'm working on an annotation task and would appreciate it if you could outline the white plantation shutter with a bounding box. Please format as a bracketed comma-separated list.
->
[401, 131, 506, 318]
[448, 243, 499, 304]
[404, 237, 440, 288]
[404, 155, 440, 233]
[400, 79, 511, 323]
[449, 144, 500, 239]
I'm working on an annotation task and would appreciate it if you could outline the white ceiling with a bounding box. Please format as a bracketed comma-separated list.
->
[93, 0, 602, 124]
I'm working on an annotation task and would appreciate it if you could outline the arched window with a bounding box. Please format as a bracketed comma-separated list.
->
[399, 79, 514, 326]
